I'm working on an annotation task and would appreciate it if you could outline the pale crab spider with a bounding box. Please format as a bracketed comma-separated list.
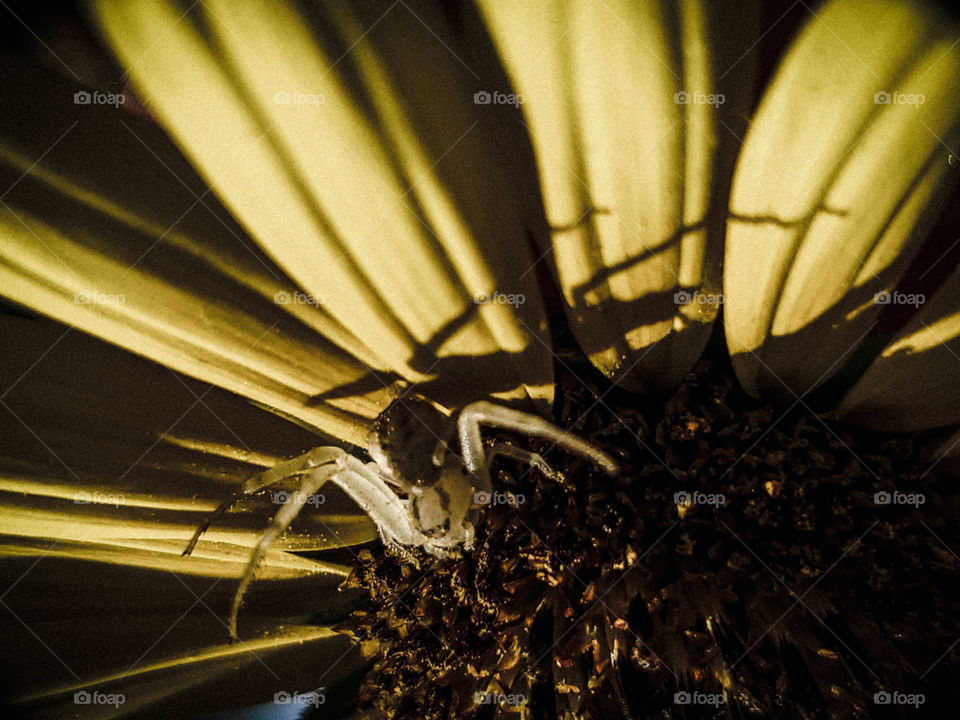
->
[183, 398, 618, 638]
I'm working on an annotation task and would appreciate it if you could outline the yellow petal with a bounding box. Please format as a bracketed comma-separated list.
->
[93, 0, 553, 408]
[0, 59, 393, 447]
[0, 312, 377, 565]
[478, 0, 756, 390]
[0, 314, 371, 711]
[724, 0, 960, 399]
[836, 264, 960, 430]
[7, 575, 357, 718]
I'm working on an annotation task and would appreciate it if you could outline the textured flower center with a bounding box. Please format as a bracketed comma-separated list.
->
[335, 337, 958, 719]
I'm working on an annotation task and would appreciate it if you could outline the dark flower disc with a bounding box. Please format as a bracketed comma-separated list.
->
[334, 337, 959, 719]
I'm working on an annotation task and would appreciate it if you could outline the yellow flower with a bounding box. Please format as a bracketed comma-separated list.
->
[0, 0, 958, 717]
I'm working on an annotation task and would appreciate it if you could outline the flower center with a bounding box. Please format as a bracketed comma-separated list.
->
[334, 340, 958, 719]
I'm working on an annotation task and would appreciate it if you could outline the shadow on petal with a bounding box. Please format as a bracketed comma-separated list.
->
[723, 0, 960, 400]
[2, 554, 362, 718]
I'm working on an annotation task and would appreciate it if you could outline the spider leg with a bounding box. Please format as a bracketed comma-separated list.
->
[458, 401, 619, 480]
[329, 458, 424, 564]
[251, 446, 348, 489]
[487, 442, 561, 482]
[228, 461, 341, 639]
[457, 407, 493, 497]
[182, 494, 238, 557]
[182, 447, 346, 557]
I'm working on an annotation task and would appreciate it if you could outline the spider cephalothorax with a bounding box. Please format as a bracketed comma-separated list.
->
[183, 397, 619, 638]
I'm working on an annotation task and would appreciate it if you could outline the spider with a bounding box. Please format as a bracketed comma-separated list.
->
[183, 397, 619, 638]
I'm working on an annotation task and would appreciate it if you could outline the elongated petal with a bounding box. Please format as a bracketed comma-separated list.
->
[0, 314, 371, 714]
[477, 0, 756, 390]
[836, 264, 960, 430]
[14, 625, 350, 718]
[724, 0, 960, 399]
[0, 60, 392, 447]
[92, 0, 553, 408]
[3, 550, 360, 717]
[0, 313, 377, 561]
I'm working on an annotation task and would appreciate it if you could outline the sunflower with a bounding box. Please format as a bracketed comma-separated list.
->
[1, 0, 959, 718]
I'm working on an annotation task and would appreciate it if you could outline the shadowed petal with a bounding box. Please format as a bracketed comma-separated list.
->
[0, 312, 377, 565]
[93, 0, 554, 409]
[837, 263, 960, 430]
[724, 0, 960, 399]
[3, 553, 362, 719]
[0, 312, 373, 714]
[0, 59, 392, 447]
[478, 0, 757, 390]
